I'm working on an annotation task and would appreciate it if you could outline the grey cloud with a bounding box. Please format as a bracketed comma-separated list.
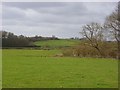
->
[2, 2, 116, 38]
[2, 6, 25, 19]
[3, 2, 66, 9]
[37, 2, 88, 16]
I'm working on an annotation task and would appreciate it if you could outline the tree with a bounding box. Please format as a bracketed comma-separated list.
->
[80, 22, 104, 57]
[1, 31, 30, 47]
[105, 2, 120, 59]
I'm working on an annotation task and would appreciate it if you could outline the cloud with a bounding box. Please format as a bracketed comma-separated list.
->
[2, 6, 26, 20]
[2, 2, 117, 38]
[3, 2, 66, 9]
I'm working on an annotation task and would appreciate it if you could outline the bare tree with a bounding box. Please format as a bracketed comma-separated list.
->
[81, 22, 104, 57]
[105, 2, 120, 59]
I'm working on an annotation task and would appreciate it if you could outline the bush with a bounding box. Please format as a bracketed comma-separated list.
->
[73, 44, 100, 57]
[62, 41, 118, 59]
[62, 48, 74, 56]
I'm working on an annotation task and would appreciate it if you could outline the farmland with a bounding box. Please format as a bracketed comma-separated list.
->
[1, 1, 120, 89]
[2, 49, 118, 88]
[0, 49, 2, 89]
[34, 39, 80, 48]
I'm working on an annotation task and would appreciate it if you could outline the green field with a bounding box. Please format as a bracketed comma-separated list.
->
[2, 49, 118, 88]
[34, 39, 80, 48]
[0, 49, 2, 89]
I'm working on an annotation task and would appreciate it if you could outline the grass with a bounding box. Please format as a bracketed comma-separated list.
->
[34, 39, 80, 48]
[2, 49, 118, 88]
[0, 49, 2, 89]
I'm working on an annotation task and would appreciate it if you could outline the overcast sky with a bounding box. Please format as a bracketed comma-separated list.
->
[2, 2, 117, 38]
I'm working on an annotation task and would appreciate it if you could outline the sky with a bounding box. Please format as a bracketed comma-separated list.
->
[2, 2, 117, 38]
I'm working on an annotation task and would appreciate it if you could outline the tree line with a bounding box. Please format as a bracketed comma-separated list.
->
[1, 31, 59, 47]
[1, 31, 30, 47]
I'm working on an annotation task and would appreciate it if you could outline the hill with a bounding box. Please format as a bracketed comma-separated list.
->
[34, 39, 81, 49]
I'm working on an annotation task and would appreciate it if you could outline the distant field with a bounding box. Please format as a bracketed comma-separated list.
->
[2, 49, 118, 88]
[34, 39, 80, 48]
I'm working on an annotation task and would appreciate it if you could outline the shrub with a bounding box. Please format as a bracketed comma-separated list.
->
[62, 41, 118, 59]
[62, 48, 74, 56]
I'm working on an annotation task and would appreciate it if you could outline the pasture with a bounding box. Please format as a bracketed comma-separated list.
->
[2, 49, 118, 88]
[34, 39, 80, 48]
[0, 49, 2, 89]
